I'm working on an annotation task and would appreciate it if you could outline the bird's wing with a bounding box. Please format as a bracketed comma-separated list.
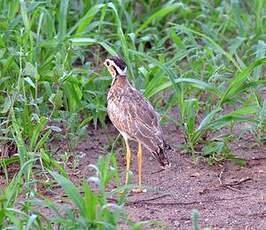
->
[107, 86, 170, 166]
[108, 87, 163, 149]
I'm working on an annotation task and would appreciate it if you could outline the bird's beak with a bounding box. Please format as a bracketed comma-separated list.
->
[104, 61, 116, 78]
[103, 60, 109, 72]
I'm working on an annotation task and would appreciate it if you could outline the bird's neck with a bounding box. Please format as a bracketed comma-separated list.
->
[111, 75, 129, 88]
[108, 75, 133, 101]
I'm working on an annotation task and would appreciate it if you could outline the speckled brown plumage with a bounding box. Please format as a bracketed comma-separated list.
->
[107, 75, 170, 166]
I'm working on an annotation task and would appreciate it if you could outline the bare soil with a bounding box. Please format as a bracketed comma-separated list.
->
[72, 122, 266, 230]
[1, 121, 266, 230]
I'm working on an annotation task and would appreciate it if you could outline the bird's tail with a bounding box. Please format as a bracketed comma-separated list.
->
[152, 141, 171, 167]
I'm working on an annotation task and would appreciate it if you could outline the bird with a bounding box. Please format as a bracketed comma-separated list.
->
[104, 56, 170, 192]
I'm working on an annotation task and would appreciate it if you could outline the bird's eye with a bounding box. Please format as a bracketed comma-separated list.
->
[106, 61, 110, 66]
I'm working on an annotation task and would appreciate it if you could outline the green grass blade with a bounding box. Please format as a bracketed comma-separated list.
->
[70, 38, 117, 55]
[129, 49, 180, 93]
[19, 0, 33, 61]
[173, 24, 241, 70]
[231, 0, 245, 36]
[69, 4, 105, 35]
[30, 117, 48, 151]
[34, 130, 51, 153]
[220, 57, 266, 104]
[12, 115, 28, 166]
[253, 40, 266, 80]
[135, 3, 182, 35]
[3, 159, 36, 207]
[210, 106, 259, 130]
[108, 3, 134, 78]
[50, 171, 86, 217]
[191, 108, 221, 144]
[83, 182, 97, 222]
[0, 155, 20, 167]
[58, 0, 69, 40]
[197, 108, 222, 132]
[145, 78, 218, 98]
[19, 0, 30, 32]
[192, 209, 200, 230]
[238, 80, 266, 94]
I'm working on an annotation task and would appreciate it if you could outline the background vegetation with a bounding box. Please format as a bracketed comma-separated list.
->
[0, 0, 265, 229]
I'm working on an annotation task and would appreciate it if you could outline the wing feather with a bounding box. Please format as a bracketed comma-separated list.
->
[108, 87, 163, 150]
[107, 81, 170, 166]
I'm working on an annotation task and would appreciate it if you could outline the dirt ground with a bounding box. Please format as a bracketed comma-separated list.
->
[72, 121, 266, 230]
[1, 121, 266, 230]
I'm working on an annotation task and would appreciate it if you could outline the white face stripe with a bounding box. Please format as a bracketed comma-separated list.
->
[105, 59, 127, 76]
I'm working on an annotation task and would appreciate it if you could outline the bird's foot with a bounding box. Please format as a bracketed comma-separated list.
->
[163, 163, 172, 169]
[119, 188, 147, 194]
[132, 188, 147, 193]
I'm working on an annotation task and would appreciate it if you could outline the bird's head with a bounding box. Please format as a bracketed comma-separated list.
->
[104, 56, 127, 78]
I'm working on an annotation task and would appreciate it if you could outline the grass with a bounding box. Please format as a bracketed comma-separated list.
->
[0, 0, 265, 228]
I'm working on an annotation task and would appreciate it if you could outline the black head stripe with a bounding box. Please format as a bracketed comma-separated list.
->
[109, 56, 127, 71]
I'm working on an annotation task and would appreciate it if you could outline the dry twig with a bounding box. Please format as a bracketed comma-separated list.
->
[126, 194, 254, 206]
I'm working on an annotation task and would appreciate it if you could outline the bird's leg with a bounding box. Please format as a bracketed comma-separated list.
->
[137, 142, 142, 191]
[124, 138, 131, 186]
[133, 142, 146, 193]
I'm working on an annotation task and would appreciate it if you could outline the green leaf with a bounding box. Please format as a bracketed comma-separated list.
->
[228, 36, 245, 54]
[220, 57, 266, 104]
[210, 106, 259, 129]
[70, 38, 117, 56]
[173, 24, 241, 70]
[70, 37, 96, 45]
[192, 209, 200, 230]
[130, 49, 181, 98]
[108, 3, 133, 78]
[0, 155, 19, 167]
[83, 182, 97, 222]
[24, 77, 35, 88]
[63, 81, 82, 112]
[58, 0, 69, 39]
[19, 0, 30, 32]
[145, 78, 218, 98]
[23, 62, 37, 78]
[136, 3, 182, 34]
[41, 150, 66, 177]
[191, 108, 221, 144]
[34, 130, 51, 153]
[0, 96, 11, 114]
[29, 117, 48, 151]
[50, 171, 86, 217]
[253, 40, 266, 80]
[12, 115, 28, 166]
[70, 4, 105, 35]
[197, 108, 221, 132]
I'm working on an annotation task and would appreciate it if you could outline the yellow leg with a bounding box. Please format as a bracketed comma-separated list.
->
[124, 138, 131, 186]
[137, 142, 142, 191]
[133, 142, 146, 193]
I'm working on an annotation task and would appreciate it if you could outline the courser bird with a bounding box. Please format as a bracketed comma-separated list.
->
[104, 56, 170, 192]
